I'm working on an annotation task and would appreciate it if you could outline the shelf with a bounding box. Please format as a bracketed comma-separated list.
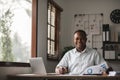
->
[103, 41, 120, 44]
[103, 41, 120, 61]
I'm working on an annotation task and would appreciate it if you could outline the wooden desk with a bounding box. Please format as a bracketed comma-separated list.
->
[7, 73, 120, 80]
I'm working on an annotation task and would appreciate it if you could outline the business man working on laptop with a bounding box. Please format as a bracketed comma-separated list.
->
[55, 30, 109, 75]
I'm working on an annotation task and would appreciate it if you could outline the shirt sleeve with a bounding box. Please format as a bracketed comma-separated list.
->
[94, 50, 106, 65]
[56, 52, 70, 67]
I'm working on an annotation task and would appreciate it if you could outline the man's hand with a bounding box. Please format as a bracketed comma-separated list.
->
[55, 66, 68, 74]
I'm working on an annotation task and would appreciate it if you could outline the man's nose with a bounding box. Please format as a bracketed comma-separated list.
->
[78, 39, 82, 42]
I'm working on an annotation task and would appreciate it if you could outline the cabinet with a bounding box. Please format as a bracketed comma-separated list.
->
[103, 41, 120, 60]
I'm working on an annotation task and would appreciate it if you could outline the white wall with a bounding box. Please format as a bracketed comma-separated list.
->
[0, 67, 31, 80]
[58, 0, 120, 49]
[37, 0, 120, 73]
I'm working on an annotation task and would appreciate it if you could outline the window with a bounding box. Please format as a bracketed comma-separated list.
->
[0, 0, 37, 63]
[47, 0, 63, 60]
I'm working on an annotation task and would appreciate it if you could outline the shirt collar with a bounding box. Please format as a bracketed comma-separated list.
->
[74, 47, 88, 54]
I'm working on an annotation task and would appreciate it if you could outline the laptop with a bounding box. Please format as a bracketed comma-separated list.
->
[29, 57, 47, 75]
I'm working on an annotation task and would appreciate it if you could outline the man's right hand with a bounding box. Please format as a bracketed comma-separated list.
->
[55, 66, 68, 74]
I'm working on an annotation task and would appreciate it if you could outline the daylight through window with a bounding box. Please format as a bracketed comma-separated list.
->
[47, 0, 63, 60]
[0, 0, 32, 62]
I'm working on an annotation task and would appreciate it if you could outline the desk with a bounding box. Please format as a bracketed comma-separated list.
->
[7, 73, 120, 80]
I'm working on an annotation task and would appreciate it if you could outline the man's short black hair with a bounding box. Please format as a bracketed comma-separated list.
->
[74, 30, 87, 37]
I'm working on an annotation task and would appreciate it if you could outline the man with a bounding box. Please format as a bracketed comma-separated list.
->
[55, 30, 108, 75]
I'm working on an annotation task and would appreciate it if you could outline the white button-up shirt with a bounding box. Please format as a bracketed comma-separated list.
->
[57, 47, 106, 75]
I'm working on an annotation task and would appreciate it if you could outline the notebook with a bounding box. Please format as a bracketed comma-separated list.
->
[29, 57, 47, 75]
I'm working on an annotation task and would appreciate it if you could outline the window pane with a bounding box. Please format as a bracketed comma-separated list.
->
[48, 3, 51, 24]
[48, 11, 51, 24]
[51, 41, 55, 55]
[51, 26, 55, 40]
[47, 24, 50, 38]
[0, 0, 32, 62]
[47, 40, 50, 54]
[51, 7, 55, 26]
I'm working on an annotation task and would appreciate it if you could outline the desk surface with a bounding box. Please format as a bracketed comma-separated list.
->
[7, 73, 120, 80]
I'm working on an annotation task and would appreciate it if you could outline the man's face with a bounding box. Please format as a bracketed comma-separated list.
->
[73, 32, 87, 51]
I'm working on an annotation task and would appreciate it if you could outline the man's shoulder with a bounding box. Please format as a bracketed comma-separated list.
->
[86, 47, 97, 52]
[66, 48, 76, 54]
[86, 47, 98, 55]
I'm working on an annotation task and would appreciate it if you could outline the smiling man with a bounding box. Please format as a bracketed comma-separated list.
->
[55, 29, 108, 75]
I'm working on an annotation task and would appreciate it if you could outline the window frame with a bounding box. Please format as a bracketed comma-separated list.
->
[47, 0, 63, 60]
[0, 0, 37, 67]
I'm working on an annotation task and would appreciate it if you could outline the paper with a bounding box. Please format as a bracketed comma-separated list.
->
[108, 71, 116, 76]
[83, 62, 108, 74]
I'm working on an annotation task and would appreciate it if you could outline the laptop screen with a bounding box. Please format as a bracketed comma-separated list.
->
[29, 57, 47, 75]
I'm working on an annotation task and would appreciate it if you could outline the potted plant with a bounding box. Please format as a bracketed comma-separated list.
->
[60, 46, 74, 59]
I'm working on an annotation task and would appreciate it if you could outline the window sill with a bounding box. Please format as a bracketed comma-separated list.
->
[0, 62, 30, 67]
